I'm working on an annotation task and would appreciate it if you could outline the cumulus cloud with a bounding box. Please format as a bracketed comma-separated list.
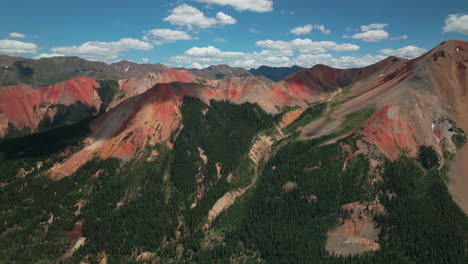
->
[51, 38, 153, 61]
[190, 62, 210, 69]
[9, 32, 26, 38]
[380, 45, 427, 58]
[256, 38, 359, 53]
[291, 25, 313, 35]
[33, 53, 65, 59]
[349, 23, 390, 42]
[216, 12, 237, 24]
[360, 23, 388, 32]
[351, 29, 389, 42]
[185, 46, 245, 58]
[314, 25, 331, 34]
[249, 28, 260, 34]
[170, 46, 291, 68]
[194, 0, 273, 12]
[168, 43, 381, 69]
[0, 39, 37, 54]
[144, 29, 194, 45]
[290, 24, 331, 35]
[294, 53, 387, 68]
[164, 4, 236, 29]
[443, 14, 468, 35]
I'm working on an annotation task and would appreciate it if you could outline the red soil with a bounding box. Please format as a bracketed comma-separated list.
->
[361, 105, 417, 160]
[66, 220, 84, 242]
[48, 40, 468, 194]
[0, 76, 100, 136]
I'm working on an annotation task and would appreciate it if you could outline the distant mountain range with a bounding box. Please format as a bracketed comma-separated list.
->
[0, 55, 170, 87]
[0, 55, 307, 87]
[249, 65, 305, 81]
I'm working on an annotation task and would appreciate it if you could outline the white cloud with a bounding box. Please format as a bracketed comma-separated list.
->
[360, 23, 388, 32]
[185, 46, 245, 58]
[33, 53, 65, 59]
[351, 29, 389, 42]
[314, 25, 331, 34]
[170, 45, 292, 68]
[380, 45, 427, 58]
[291, 25, 313, 35]
[193, 0, 273, 12]
[389, 35, 408, 40]
[191, 62, 203, 69]
[51, 38, 153, 61]
[0, 39, 37, 54]
[348, 23, 391, 42]
[214, 37, 227, 42]
[290, 25, 331, 35]
[142, 58, 150, 63]
[216, 12, 237, 25]
[443, 14, 468, 35]
[249, 28, 260, 34]
[256, 38, 359, 53]
[164, 4, 236, 29]
[9, 32, 26, 38]
[294, 53, 387, 69]
[145, 28, 194, 45]
[169, 44, 382, 69]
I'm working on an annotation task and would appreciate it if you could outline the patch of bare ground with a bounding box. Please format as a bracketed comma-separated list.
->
[278, 109, 303, 129]
[448, 113, 468, 214]
[300, 117, 342, 139]
[135, 252, 156, 262]
[248, 135, 274, 164]
[74, 200, 86, 216]
[326, 200, 385, 256]
[449, 145, 468, 214]
[97, 251, 108, 264]
[198, 146, 208, 165]
[59, 220, 86, 261]
[203, 188, 246, 230]
[282, 181, 298, 192]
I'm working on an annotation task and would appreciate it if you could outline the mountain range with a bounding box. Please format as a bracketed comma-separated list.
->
[0, 40, 467, 263]
[0, 55, 303, 87]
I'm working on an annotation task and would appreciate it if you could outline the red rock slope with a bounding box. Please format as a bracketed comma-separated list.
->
[107, 70, 195, 109]
[50, 40, 468, 205]
[0, 76, 101, 137]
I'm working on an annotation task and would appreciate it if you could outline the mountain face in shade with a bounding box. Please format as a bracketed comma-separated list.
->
[249, 65, 305, 81]
[0, 55, 170, 86]
[0, 40, 467, 263]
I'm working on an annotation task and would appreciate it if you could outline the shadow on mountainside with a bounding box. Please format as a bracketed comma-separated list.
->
[0, 117, 94, 160]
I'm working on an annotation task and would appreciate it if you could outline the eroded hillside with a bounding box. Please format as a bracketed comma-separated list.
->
[0, 40, 467, 263]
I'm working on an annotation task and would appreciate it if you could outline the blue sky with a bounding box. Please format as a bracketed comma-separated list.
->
[0, 0, 467, 69]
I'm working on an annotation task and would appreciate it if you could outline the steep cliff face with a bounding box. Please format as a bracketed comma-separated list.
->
[0, 76, 101, 137]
